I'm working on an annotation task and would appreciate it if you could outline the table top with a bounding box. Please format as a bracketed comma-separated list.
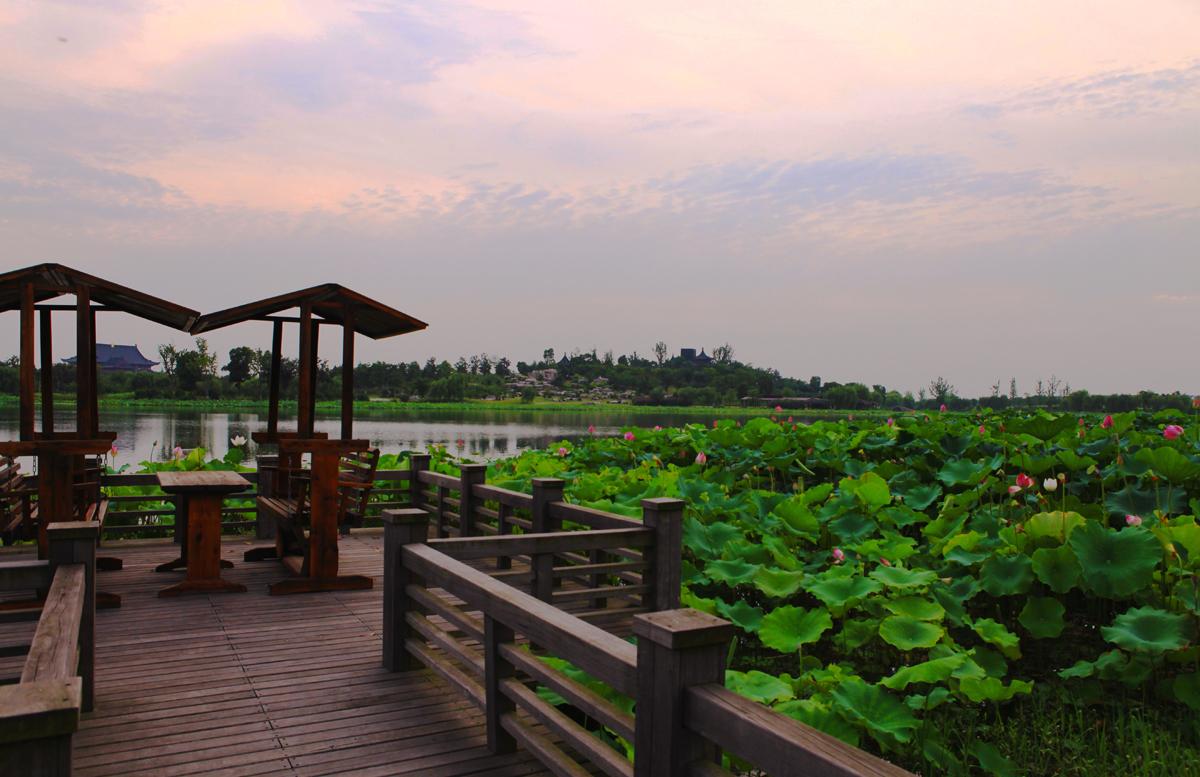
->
[156, 470, 251, 494]
[0, 436, 116, 456]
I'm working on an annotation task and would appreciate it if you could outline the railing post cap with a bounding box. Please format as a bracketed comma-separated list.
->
[46, 521, 100, 540]
[410, 452, 431, 463]
[633, 609, 735, 649]
[459, 463, 488, 473]
[531, 477, 565, 488]
[382, 508, 430, 525]
[641, 497, 685, 511]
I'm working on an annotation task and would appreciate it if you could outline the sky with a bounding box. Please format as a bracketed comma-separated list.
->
[0, 0, 1197, 397]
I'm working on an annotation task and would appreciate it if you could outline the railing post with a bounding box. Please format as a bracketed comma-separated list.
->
[47, 521, 97, 713]
[483, 615, 516, 755]
[530, 477, 565, 602]
[408, 453, 430, 511]
[382, 508, 429, 672]
[641, 497, 684, 611]
[633, 609, 734, 777]
[255, 456, 279, 540]
[458, 463, 487, 537]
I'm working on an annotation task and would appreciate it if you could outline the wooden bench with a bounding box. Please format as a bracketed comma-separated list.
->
[254, 448, 381, 574]
[0, 455, 37, 545]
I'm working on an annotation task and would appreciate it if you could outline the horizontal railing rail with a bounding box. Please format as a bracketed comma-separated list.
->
[0, 521, 98, 776]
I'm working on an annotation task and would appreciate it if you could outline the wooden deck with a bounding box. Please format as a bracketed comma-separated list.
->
[1, 532, 552, 777]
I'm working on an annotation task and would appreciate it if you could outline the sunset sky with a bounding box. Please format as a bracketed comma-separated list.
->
[1, 1, 1197, 395]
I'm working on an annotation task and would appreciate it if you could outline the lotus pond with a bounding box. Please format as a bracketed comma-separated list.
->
[480, 409, 1200, 776]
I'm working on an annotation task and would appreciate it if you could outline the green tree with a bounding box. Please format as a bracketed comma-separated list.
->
[224, 347, 257, 384]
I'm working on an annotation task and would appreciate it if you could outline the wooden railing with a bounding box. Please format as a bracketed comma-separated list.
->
[383, 504, 914, 777]
[0, 521, 97, 776]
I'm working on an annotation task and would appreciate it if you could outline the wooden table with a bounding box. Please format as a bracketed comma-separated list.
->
[154, 471, 249, 597]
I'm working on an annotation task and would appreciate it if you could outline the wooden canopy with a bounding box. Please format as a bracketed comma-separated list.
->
[190, 285, 426, 441]
[0, 263, 200, 441]
[190, 284, 427, 339]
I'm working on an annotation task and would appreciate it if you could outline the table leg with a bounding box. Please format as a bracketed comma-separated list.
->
[159, 493, 245, 597]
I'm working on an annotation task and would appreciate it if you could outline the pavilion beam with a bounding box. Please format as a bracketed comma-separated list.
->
[308, 320, 320, 436]
[39, 309, 54, 435]
[267, 320, 282, 437]
[76, 286, 94, 437]
[341, 308, 354, 440]
[297, 302, 313, 438]
[89, 305, 99, 437]
[19, 281, 35, 441]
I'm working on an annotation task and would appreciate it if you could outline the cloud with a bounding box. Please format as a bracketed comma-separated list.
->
[1153, 293, 1199, 305]
[963, 61, 1200, 119]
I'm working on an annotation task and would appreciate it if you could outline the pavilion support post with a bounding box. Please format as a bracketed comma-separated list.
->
[88, 306, 99, 437]
[75, 286, 94, 438]
[267, 321, 282, 437]
[19, 281, 35, 441]
[40, 309, 54, 435]
[308, 322, 319, 434]
[296, 303, 313, 438]
[341, 311, 354, 440]
[530, 477, 565, 602]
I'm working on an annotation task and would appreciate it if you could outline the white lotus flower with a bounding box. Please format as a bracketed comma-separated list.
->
[230, 435, 247, 447]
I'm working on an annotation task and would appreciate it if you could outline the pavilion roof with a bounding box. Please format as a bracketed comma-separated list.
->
[190, 284, 427, 339]
[0, 263, 199, 330]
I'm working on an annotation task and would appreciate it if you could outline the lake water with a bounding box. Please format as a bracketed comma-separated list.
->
[0, 406, 765, 466]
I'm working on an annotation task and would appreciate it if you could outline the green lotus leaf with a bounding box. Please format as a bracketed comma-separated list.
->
[1105, 483, 1187, 518]
[1005, 411, 1077, 441]
[1160, 522, 1200, 563]
[1173, 672, 1200, 710]
[704, 559, 762, 587]
[680, 589, 720, 615]
[830, 512, 878, 543]
[725, 669, 794, 704]
[870, 565, 938, 590]
[1031, 545, 1081, 594]
[1174, 579, 1200, 613]
[880, 655, 966, 690]
[1135, 446, 1200, 484]
[905, 686, 952, 711]
[1057, 659, 1097, 679]
[879, 616, 944, 651]
[880, 505, 929, 528]
[972, 618, 1021, 659]
[942, 530, 984, 556]
[771, 498, 820, 540]
[1018, 596, 1066, 638]
[1025, 511, 1086, 545]
[883, 596, 945, 621]
[902, 484, 943, 511]
[830, 679, 920, 745]
[804, 574, 883, 614]
[979, 554, 1034, 597]
[846, 471, 892, 511]
[683, 518, 744, 558]
[937, 458, 989, 487]
[922, 736, 964, 774]
[968, 741, 1020, 777]
[753, 567, 807, 599]
[759, 605, 833, 653]
[834, 618, 879, 650]
[774, 699, 861, 747]
[1069, 521, 1161, 598]
[715, 598, 764, 633]
[1101, 606, 1192, 653]
[958, 676, 1033, 703]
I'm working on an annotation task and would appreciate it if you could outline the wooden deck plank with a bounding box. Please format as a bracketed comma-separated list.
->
[2, 533, 553, 777]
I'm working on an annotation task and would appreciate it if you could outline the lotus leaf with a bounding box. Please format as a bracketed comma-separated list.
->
[1134, 446, 1200, 484]
[1106, 483, 1188, 518]
[1005, 411, 1078, 440]
[904, 686, 952, 711]
[753, 567, 807, 598]
[771, 498, 820, 540]
[1101, 606, 1192, 653]
[1031, 545, 1081, 594]
[879, 616, 944, 650]
[968, 741, 1020, 777]
[830, 679, 920, 745]
[830, 511, 878, 543]
[883, 596, 945, 621]
[902, 484, 943, 511]
[880, 655, 966, 689]
[958, 676, 1033, 703]
[683, 519, 743, 558]
[758, 605, 833, 652]
[775, 699, 861, 747]
[1018, 596, 1066, 638]
[704, 559, 761, 587]
[937, 458, 991, 487]
[972, 618, 1021, 659]
[1069, 521, 1161, 598]
[879, 505, 929, 528]
[870, 566, 937, 589]
[1173, 672, 1200, 710]
[715, 598, 764, 633]
[843, 471, 892, 511]
[725, 670, 794, 703]
[804, 574, 882, 613]
[834, 618, 879, 650]
[979, 554, 1034, 597]
[1025, 511, 1086, 545]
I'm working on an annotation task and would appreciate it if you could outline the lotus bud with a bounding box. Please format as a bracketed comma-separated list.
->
[1008, 485, 1022, 495]
[1101, 415, 1114, 430]
[1042, 478, 1058, 492]
[1164, 424, 1184, 440]
[695, 451, 708, 465]
[1125, 514, 1142, 527]
[587, 425, 595, 434]
[831, 548, 845, 564]
[1015, 473, 1034, 489]
[624, 431, 635, 441]
[557, 447, 569, 457]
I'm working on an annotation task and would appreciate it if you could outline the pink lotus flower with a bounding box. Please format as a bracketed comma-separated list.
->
[880, 557, 892, 567]
[653, 425, 662, 431]
[1008, 485, 1022, 495]
[1164, 424, 1185, 440]
[1101, 415, 1114, 430]
[886, 418, 894, 427]
[557, 447, 569, 457]
[771, 416, 777, 422]
[172, 446, 184, 460]
[695, 452, 707, 465]
[1015, 473, 1034, 489]
[712, 420, 718, 428]
[587, 425, 595, 434]
[624, 431, 636, 441]
[978, 424, 986, 435]
[939, 404, 947, 413]
[787, 416, 793, 423]
[1125, 514, 1143, 527]
[831, 548, 845, 564]
[775, 405, 783, 412]
[109, 444, 118, 458]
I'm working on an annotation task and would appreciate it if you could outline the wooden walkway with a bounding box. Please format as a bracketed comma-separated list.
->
[1, 532, 552, 777]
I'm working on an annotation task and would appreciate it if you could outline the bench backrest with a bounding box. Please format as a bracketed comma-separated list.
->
[338, 448, 381, 519]
[0, 456, 32, 538]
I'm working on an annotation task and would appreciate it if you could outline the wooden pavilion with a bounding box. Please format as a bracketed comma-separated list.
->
[190, 284, 427, 594]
